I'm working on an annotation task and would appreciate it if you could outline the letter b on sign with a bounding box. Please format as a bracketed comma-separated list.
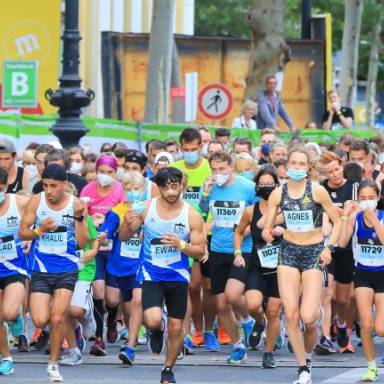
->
[11, 72, 29, 96]
[2, 60, 37, 108]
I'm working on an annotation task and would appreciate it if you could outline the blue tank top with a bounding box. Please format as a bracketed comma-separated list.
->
[280, 181, 323, 233]
[0, 195, 27, 277]
[352, 210, 384, 271]
[142, 198, 190, 283]
[30, 192, 78, 273]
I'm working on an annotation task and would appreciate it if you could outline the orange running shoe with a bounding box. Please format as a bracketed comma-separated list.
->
[218, 326, 231, 345]
[339, 341, 355, 354]
[192, 331, 204, 347]
[29, 328, 42, 346]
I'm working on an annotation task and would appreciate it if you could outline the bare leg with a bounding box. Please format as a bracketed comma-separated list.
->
[165, 317, 184, 368]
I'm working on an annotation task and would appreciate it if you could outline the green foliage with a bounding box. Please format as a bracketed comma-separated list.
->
[195, 0, 384, 90]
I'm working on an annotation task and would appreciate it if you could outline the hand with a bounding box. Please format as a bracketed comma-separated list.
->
[81, 249, 96, 264]
[343, 200, 358, 216]
[200, 251, 209, 264]
[92, 213, 105, 227]
[123, 209, 139, 225]
[364, 209, 379, 227]
[332, 101, 341, 113]
[234, 254, 245, 267]
[262, 228, 274, 244]
[73, 198, 86, 217]
[96, 231, 109, 245]
[272, 225, 284, 237]
[161, 232, 183, 250]
[203, 177, 214, 194]
[40, 218, 57, 233]
[21, 241, 32, 255]
[319, 247, 332, 268]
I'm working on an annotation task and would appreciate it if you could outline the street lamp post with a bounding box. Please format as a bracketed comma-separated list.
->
[45, 0, 94, 149]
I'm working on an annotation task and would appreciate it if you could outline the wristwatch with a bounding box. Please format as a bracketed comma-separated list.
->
[73, 215, 84, 222]
[326, 243, 337, 253]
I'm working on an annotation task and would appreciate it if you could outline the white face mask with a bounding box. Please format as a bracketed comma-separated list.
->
[359, 199, 377, 211]
[116, 167, 125, 180]
[25, 164, 38, 175]
[97, 173, 114, 187]
[70, 162, 83, 175]
[215, 173, 229, 187]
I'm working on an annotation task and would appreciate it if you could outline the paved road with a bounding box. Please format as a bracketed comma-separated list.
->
[7, 338, 384, 383]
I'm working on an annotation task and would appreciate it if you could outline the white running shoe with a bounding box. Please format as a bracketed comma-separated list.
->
[60, 349, 82, 366]
[47, 364, 63, 383]
[293, 370, 312, 384]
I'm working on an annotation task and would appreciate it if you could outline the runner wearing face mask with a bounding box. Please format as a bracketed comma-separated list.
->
[80, 154, 125, 356]
[200, 151, 257, 364]
[263, 147, 341, 384]
[234, 165, 284, 369]
[338, 181, 384, 382]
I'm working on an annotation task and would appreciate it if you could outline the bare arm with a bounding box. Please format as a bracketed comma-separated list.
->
[234, 206, 253, 251]
[19, 195, 41, 240]
[151, 183, 160, 198]
[183, 208, 206, 260]
[73, 197, 90, 249]
[261, 188, 281, 243]
[338, 202, 358, 248]
[119, 203, 148, 242]
[322, 111, 333, 130]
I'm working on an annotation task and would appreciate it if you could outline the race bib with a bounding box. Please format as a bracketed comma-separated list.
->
[210, 200, 245, 228]
[0, 235, 17, 262]
[39, 226, 67, 255]
[183, 187, 201, 206]
[257, 244, 280, 269]
[121, 234, 141, 259]
[355, 238, 384, 267]
[284, 210, 314, 232]
[150, 238, 181, 267]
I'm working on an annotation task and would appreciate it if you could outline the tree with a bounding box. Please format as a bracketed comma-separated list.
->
[144, 0, 175, 123]
[244, 0, 290, 100]
[339, 0, 363, 109]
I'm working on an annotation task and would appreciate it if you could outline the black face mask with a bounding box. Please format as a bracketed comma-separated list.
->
[257, 186, 275, 200]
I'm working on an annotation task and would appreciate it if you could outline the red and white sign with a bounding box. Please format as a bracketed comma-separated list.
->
[198, 84, 233, 120]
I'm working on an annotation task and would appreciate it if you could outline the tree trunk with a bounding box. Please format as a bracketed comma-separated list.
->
[366, 1, 383, 127]
[144, 0, 175, 123]
[339, 0, 363, 109]
[244, 0, 290, 101]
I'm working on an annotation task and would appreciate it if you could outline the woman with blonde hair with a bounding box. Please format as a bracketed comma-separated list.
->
[232, 100, 258, 130]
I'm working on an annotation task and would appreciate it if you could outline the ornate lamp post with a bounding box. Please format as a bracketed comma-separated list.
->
[45, 0, 94, 148]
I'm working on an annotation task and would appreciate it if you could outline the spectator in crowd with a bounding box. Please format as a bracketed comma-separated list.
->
[215, 128, 231, 152]
[256, 75, 294, 131]
[233, 138, 253, 154]
[232, 100, 257, 130]
[322, 90, 354, 130]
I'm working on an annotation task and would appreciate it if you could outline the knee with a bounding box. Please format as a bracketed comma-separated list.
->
[336, 296, 350, 306]
[284, 310, 300, 327]
[266, 309, 279, 323]
[216, 297, 229, 313]
[300, 311, 318, 328]
[375, 325, 384, 337]
[50, 313, 65, 328]
[168, 321, 182, 336]
[189, 282, 201, 294]
[69, 307, 85, 319]
[360, 318, 374, 332]
[2, 308, 19, 322]
[32, 314, 49, 329]
[131, 297, 142, 310]
[144, 314, 162, 330]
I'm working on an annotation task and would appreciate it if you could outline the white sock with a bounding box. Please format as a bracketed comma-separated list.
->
[305, 352, 312, 360]
[233, 339, 245, 349]
[337, 319, 346, 328]
[48, 360, 58, 367]
[367, 360, 377, 369]
[2, 356, 12, 362]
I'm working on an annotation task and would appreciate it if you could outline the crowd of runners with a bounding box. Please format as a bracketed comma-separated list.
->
[1, 126, 384, 384]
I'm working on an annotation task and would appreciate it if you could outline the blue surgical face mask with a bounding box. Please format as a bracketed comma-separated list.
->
[132, 201, 145, 215]
[0, 192, 4, 204]
[183, 151, 200, 165]
[261, 143, 271, 157]
[126, 190, 146, 202]
[287, 168, 307, 181]
[239, 171, 254, 180]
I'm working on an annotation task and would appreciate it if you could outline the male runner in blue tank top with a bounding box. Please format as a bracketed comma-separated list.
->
[119, 167, 206, 384]
[19, 164, 90, 383]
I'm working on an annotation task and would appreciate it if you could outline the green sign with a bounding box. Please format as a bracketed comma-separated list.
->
[2, 60, 37, 108]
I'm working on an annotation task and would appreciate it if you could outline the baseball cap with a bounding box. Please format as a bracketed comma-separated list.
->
[125, 150, 147, 169]
[154, 151, 174, 166]
[0, 138, 16, 154]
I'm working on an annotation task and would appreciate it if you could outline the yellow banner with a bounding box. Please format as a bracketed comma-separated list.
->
[0, 0, 61, 113]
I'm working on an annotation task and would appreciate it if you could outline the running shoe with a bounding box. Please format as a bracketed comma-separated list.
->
[293, 368, 312, 384]
[275, 321, 285, 350]
[80, 309, 97, 340]
[47, 363, 63, 383]
[60, 349, 82, 366]
[227, 346, 247, 365]
[242, 318, 255, 348]
[218, 326, 231, 345]
[106, 314, 118, 344]
[29, 328, 42, 346]
[89, 337, 107, 356]
[160, 366, 176, 384]
[336, 326, 349, 348]
[118, 345, 135, 366]
[10, 314, 23, 338]
[183, 335, 194, 355]
[0, 359, 14, 375]
[339, 341, 355, 354]
[192, 331, 204, 347]
[137, 325, 147, 345]
[204, 331, 221, 352]
[314, 336, 336, 355]
[248, 322, 265, 349]
[75, 323, 86, 352]
[361, 366, 378, 382]
[17, 334, 29, 353]
[147, 327, 165, 355]
[262, 352, 276, 368]
[34, 330, 50, 351]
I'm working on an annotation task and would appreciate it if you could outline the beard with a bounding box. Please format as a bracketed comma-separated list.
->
[163, 192, 181, 204]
